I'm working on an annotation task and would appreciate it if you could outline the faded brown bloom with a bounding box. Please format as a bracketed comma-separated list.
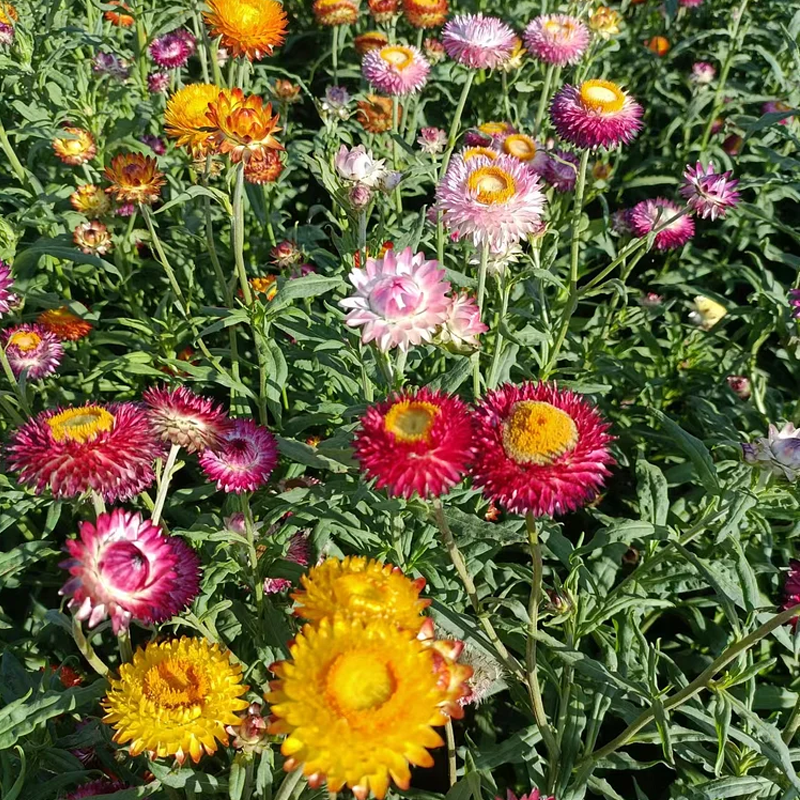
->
[356, 94, 395, 133]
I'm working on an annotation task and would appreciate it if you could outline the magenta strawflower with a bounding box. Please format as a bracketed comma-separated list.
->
[436, 153, 546, 250]
[679, 0, 703, 6]
[7, 403, 162, 502]
[340, 246, 451, 352]
[66, 780, 126, 800]
[680, 161, 740, 220]
[199, 418, 278, 493]
[551, 80, 643, 150]
[0, 22, 14, 48]
[523, 14, 590, 66]
[543, 149, 579, 192]
[470, 382, 615, 517]
[502, 791, 554, 800]
[354, 387, 475, 498]
[362, 44, 430, 96]
[442, 14, 517, 70]
[691, 61, 715, 85]
[149, 28, 196, 69]
[0, 260, 18, 316]
[762, 100, 793, 124]
[60, 508, 200, 634]
[286, 531, 312, 565]
[264, 577, 293, 594]
[418, 126, 448, 154]
[2, 324, 64, 380]
[783, 560, 800, 624]
[140, 133, 166, 155]
[438, 292, 488, 353]
[147, 71, 170, 93]
[143, 384, 231, 453]
[789, 289, 800, 320]
[629, 198, 695, 250]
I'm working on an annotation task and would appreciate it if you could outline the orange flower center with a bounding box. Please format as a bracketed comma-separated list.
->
[502, 400, 578, 465]
[143, 658, 210, 709]
[380, 45, 414, 69]
[467, 166, 516, 205]
[579, 80, 626, 113]
[47, 406, 115, 443]
[503, 134, 537, 161]
[463, 147, 497, 161]
[384, 400, 439, 443]
[325, 651, 397, 713]
[8, 331, 41, 351]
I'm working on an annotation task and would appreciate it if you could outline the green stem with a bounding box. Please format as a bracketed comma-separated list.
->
[203, 29, 224, 88]
[0, 345, 31, 416]
[487, 273, 510, 389]
[273, 769, 304, 800]
[525, 513, 560, 762]
[192, 11, 210, 84]
[473, 242, 490, 398]
[134, 8, 148, 91]
[233, 164, 253, 306]
[91, 491, 106, 518]
[241, 493, 263, 608]
[392, 97, 402, 217]
[151, 443, 180, 526]
[445, 718, 457, 786]
[784, 693, 800, 745]
[331, 25, 339, 82]
[440, 71, 476, 177]
[0, 117, 28, 186]
[117, 629, 133, 664]
[542, 148, 590, 378]
[71, 617, 108, 677]
[140, 204, 190, 312]
[534, 63, 556, 135]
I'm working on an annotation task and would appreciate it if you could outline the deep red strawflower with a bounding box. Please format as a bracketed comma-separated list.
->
[6, 403, 162, 502]
[65, 779, 126, 800]
[353, 387, 475, 499]
[783, 559, 800, 625]
[470, 382, 615, 517]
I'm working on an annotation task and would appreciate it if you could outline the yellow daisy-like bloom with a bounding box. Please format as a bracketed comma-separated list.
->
[52, 128, 96, 166]
[204, 0, 288, 61]
[267, 616, 471, 800]
[206, 88, 283, 164]
[103, 637, 249, 765]
[292, 556, 431, 630]
[104, 153, 166, 206]
[70, 184, 111, 218]
[165, 84, 231, 156]
[0, 1, 18, 24]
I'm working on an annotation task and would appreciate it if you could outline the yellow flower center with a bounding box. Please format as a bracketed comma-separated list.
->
[380, 45, 414, 69]
[326, 651, 397, 712]
[143, 657, 210, 709]
[384, 400, 439, 443]
[333, 573, 391, 614]
[47, 406, 115, 443]
[579, 80, 626, 113]
[8, 331, 41, 351]
[502, 400, 579, 465]
[467, 166, 516, 205]
[503, 134, 537, 161]
[463, 146, 497, 161]
[478, 121, 507, 136]
[544, 19, 573, 36]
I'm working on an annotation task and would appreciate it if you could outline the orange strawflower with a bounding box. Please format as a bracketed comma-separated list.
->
[645, 36, 669, 56]
[312, 0, 359, 26]
[70, 184, 111, 218]
[53, 128, 96, 166]
[356, 95, 395, 133]
[402, 0, 448, 29]
[272, 79, 301, 104]
[0, 1, 18, 24]
[104, 0, 134, 27]
[104, 153, 166, 205]
[165, 84, 232, 156]
[37, 307, 93, 341]
[354, 31, 389, 55]
[368, 0, 398, 22]
[244, 150, 284, 184]
[206, 89, 283, 163]
[204, 0, 288, 61]
[250, 275, 278, 300]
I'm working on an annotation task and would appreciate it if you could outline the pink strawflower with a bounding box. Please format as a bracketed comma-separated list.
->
[436, 153, 546, 250]
[354, 387, 475, 498]
[442, 14, 517, 70]
[143, 384, 231, 453]
[629, 198, 695, 250]
[141, 133, 166, 155]
[149, 28, 196, 69]
[263, 576, 293, 594]
[340, 246, 451, 352]
[789, 288, 800, 320]
[60, 508, 200, 634]
[783, 560, 800, 625]
[362, 44, 430, 96]
[418, 126, 448, 154]
[271, 239, 302, 267]
[691, 61, 715, 85]
[2, 324, 63, 380]
[334, 144, 387, 187]
[611, 208, 633, 235]
[680, 161, 740, 220]
[147, 71, 170, 93]
[543, 149, 579, 192]
[551, 80, 643, 150]
[66, 780, 126, 800]
[7, 403, 162, 502]
[437, 292, 488, 353]
[0, 22, 14, 48]
[523, 14, 590, 66]
[199, 418, 278, 493]
[470, 382, 615, 517]
[679, 0, 703, 6]
[762, 100, 793, 124]
[0, 260, 18, 316]
[286, 531, 312, 565]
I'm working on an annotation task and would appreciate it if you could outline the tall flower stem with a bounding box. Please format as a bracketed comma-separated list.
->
[542, 148, 590, 378]
[192, 12, 210, 83]
[241, 493, 263, 609]
[117, 629, 133, 664]
[0, 345, 31, 416]
[525, 513, 559, 763]
[273, 769, 304, 800]
[533, 63, 556, 135]
[0, 117, 28, 186]
[487, 274, 511, 389]
[430, 498, 526, 683]
[140, 204, 190, 311]
[232, 163, 253, 306]
[331, 25, 340, 81]
[202, 24, 224, 87]
[71, 617, 109, 677]
[440, 70, 476, 178]
[392, 97, 403, 216]
[473, 242, 490, 397]
[151, 443, 181, 526]
[133, 7, 149, 91]
[445, 719, 457, 786]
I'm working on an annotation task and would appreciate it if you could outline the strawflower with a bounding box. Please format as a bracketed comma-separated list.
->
[37, 307, 92, 341]
[726, 375, 751, 400]
[199, 417, 278, 493]
[588, 6, 620, 39]
[104, 1, 133, 26]
[551, 80, 643, 149]
[789, 288, 800, 320]
[629, 198, 695, 250]
[645, 36, 670, 56]
[7, 402, 162, 502]
[543, 149, 580, 192]
[149, 29, 196, 69]
[689, 295, 727, 330]
[267, 616, 471, 799]
[524, 14, 590, 66]
[691, 61, 715, 84]
[313, 0, 358, 26]
[204, 0, 288, 60]
[271, 240, 302, 267]
[501, 133, 548, 170]
[2, 324, 63, 379]
[762, 100, 793, 124]
[70, 184, 111, 218]
[244, 150, 284, 184]
[227, 702, 270, 753]
[418, 126, 447, 154]
[66, 780, 126, 800]
[0, 21, 13, 47]
[403, 0, 448, 29]
[104, 153, 166, 205]
[165, 84, 232, 155]
[742, 423, 800, 481]
[681, 161, 740, 220]
[206, 88, 283, 163]
[334, 144, 387, 187]
[470, 382, 615, 517]
[0, 260, 18, 316]
[53, 128, 96, 165]
[362, 44, 430, 96]
[424, 36, 446, 62]
[437, 291, 488, 353]
[783, 560, 800, 623]
[340, 246, 450, 352]
[60, 508, 200, 633]
[272, 78, 301, 103]
[356, 95, 394, 132]
[73, 221, 113, 256]
[148, 71, 170, 93]
[369, 0, 398, 22]
[92, 51, 130, 80]
[103, 637, 249, 764]
[355, 31, 389, 55]
[442, 13, 517, 70]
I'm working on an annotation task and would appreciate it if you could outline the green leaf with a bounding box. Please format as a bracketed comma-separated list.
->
[228, 753, 248, 800]
[635, 459, 669, 526]
[266, 275, 344, 317]
[0, 541, 58, 589]
[651, 410, 720, 494]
